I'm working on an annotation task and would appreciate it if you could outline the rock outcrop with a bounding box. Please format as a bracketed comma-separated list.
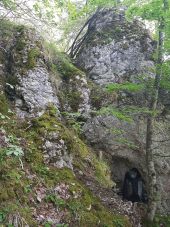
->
[1, 25, 60, 118]
[0, 9, 170, 226]
[0, 20, 134, 227]
[75, 8, 170, 215]
[83, 114, 170, 214]
[76, 8, 156, 85]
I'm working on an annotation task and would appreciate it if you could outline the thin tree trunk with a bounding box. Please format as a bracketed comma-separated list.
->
[145, 0, 167, 221]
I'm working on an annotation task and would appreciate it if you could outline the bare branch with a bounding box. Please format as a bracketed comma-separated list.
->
[69, 8, 101, 58]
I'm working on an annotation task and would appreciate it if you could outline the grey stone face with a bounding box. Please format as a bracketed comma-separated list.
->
[1, 27, 60, 118]
[43, 132, 73, 169]
[83, 114, 170, 214]
[77, 42, 155, 85]
[15, 67, 60, 118]
[76, 9, 170, 214]
[62, 74, 90, 114]
[83, 115, 146, 173]
[76, 9, 155, 85]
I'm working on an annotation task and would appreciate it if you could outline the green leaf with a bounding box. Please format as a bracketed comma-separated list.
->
[0, 212, 6, 222]
[106, 82, 144, 92]
[98, 106, 133, 122]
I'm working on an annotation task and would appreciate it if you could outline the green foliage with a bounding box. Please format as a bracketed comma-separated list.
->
[45, 194, 66, 207]
[67, 200, 83, 214]
[160, 61, 170, 90]
[5, 145, 24, 157]
[35, 0, 119, 49]
[1, 133, 24, 158]
[0, 113, 7, 120]
[0, 0, 16, 10]
[62, 112, 84, 135]
[56, 224, 68, 227]
[106, 82, 144, 92]
[26, 48, 40, 69]
[143, 215, 170, 227]
[112, 217, 126, 227]
[0, 211, 6, 223]
[98, 106, 133, 122]
[44, 223, 52, 227]
[126, 0, 170, 55]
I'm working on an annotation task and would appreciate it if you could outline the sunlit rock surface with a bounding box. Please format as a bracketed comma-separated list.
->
[76, 8, 156, 85]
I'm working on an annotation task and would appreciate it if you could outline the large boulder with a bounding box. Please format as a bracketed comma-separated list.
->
[76, 8, 156, 85]
[0, 22, 91, 118]
[0, 24, 60, 118]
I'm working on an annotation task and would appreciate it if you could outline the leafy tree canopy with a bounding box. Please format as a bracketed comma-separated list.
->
[0, 0, 118, 49]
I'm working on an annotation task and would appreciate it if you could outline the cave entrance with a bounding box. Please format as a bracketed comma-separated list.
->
[111, 157, 148, 203]
[122, 168, 148, 203]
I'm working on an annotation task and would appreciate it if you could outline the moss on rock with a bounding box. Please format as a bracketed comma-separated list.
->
[30, 105, 114, 188]
[26, 48, 41, 69]
[0, 100, 129, 226]
[43, 41, 84, 80]
[89, 82, 118, 110]
[143, 215, 170, 227]
[0, 93, 8, 114]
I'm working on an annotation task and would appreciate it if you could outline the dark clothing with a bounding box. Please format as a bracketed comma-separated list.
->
[122, 168, 148, 203]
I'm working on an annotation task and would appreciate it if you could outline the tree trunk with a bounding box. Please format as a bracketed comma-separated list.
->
[145, 0, 167, 221]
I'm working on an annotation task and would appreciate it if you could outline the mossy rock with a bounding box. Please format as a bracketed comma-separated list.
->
[89, 82, 117, 110]
[0, 104, 123, 226]
[26, 47, 41, 69]
[0, 203, 36, 226]
[0, 20, 18, 42]
[30, 106, 114, 188]
[43, 41, 84, 80]
[5, 24, 44, 74]
[56, 55, 83, 80]
[66, 90, 82, 112]
[78, 206, 131, 227]
[0, 93, 8, 114]
[143, 215, 170, 227]
[38, 167, 129, 227]
[0, 157, 29, 203]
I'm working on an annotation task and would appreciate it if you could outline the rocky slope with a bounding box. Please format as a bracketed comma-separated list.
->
[0, 9, 170, 227]
[0, 20, 133, 227]
[76, 8, 170, 216]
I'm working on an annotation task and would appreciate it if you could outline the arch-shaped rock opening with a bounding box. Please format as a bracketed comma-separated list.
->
[122, 168, 148, 203]
[111, 156, 147, 203]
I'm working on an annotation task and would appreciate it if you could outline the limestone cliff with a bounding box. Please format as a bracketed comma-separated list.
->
[75, 8, 170, 215]
[0, 9, 170, 227]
